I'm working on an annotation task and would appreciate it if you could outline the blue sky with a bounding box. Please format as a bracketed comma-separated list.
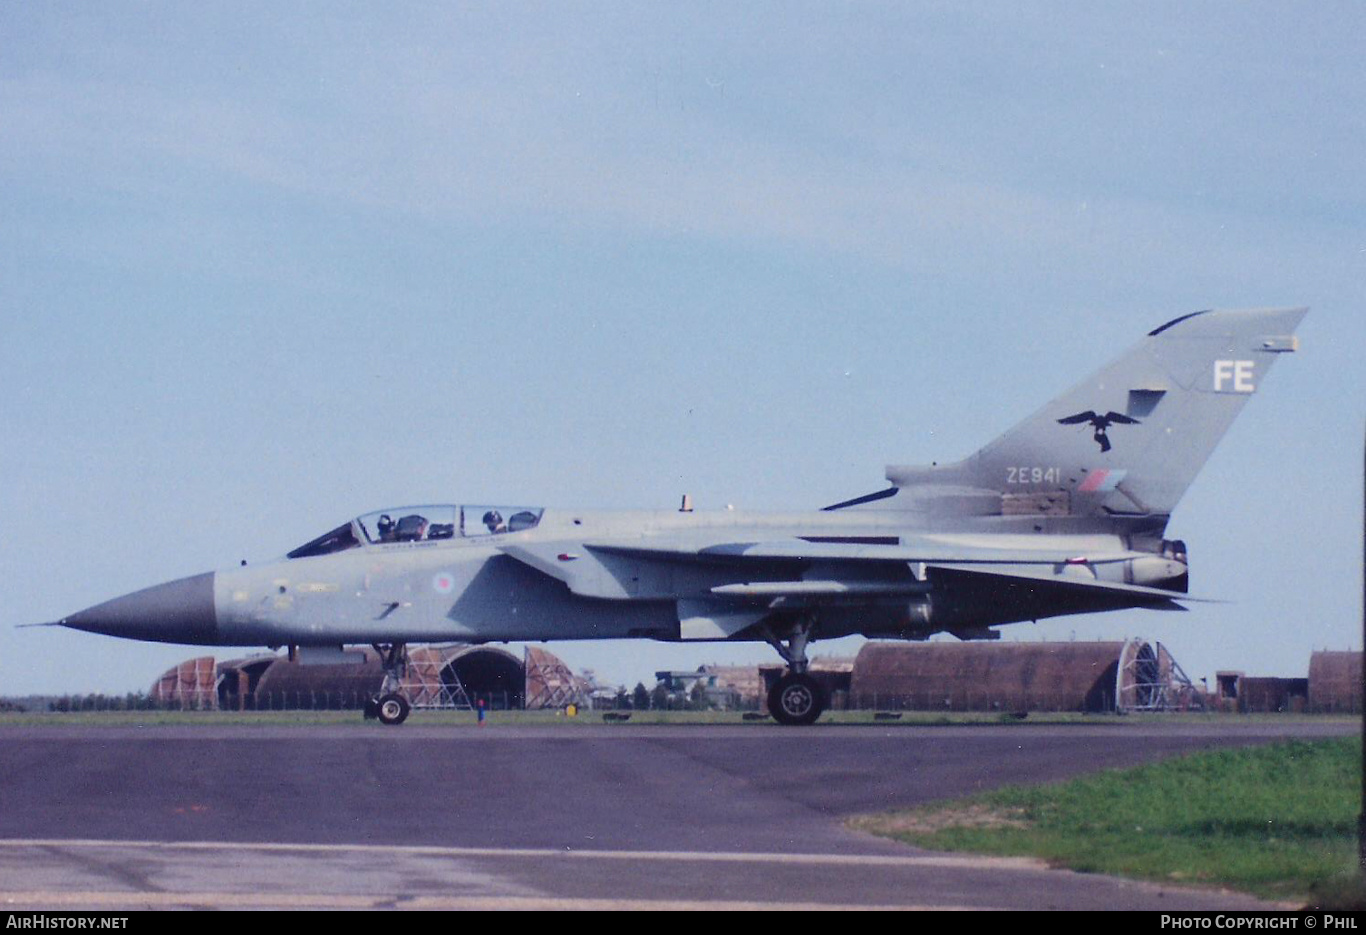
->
[2, 2, 1363, 695]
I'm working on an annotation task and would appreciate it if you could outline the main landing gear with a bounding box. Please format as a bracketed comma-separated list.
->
[762, 616, 827, 726]
[363, 642, 411, 726]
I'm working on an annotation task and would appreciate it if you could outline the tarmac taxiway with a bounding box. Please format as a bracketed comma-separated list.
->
[0, 720, 1351, 910]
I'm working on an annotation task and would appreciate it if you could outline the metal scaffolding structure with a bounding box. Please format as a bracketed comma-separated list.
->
[400, 645, 473, 710]
[149, 656, 218, 710]
[1117, 640, 1205, 712]
[524, 646, 584, 709]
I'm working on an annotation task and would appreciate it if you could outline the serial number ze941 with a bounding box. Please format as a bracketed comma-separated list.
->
[1006, 466, 1062, 485]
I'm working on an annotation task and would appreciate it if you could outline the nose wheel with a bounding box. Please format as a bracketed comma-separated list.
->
[366, 643, 411, 726]
[375, 693, 410, 726]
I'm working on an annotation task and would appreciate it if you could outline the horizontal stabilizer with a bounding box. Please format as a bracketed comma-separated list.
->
[929, 562, 1202, 611]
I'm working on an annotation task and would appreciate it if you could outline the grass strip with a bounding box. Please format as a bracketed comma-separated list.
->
[849, 737, 1363, 904]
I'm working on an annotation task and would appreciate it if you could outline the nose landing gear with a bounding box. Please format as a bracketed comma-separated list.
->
[363, 643, 411, 726]
[375, 692, 410, 726]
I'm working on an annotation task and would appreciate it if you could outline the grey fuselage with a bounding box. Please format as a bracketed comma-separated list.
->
[66, 504, 1179, 650]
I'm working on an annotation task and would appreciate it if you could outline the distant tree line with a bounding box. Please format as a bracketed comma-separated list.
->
[47, 692, 161, 712]
[597, 680, 731, 712]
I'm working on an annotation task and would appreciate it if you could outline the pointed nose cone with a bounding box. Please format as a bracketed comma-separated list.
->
[62, 572, 218, 645]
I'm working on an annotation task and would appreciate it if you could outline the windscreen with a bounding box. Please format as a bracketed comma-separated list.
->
[287, 522, 361, 559]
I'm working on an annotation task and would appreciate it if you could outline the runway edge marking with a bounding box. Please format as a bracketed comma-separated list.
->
[0, 837, 1044, 872]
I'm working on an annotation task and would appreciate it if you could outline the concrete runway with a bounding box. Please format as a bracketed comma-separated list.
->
[0, 720, 1351, 910]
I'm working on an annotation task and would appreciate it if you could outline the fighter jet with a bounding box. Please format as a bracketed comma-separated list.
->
[55, 307, 1306, 725]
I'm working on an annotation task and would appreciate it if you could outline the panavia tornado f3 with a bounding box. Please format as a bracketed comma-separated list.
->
[55, 307, 1307, 724]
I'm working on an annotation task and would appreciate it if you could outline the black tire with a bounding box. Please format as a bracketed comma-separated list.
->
[376, 693, 410, 726]
[767, 672, 826, 726]
[363, 697, 379, 720]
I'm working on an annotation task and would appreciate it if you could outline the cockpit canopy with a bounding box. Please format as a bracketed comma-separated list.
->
[287, 505, 544, 559]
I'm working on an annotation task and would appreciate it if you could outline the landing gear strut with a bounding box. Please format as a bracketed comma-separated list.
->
[762, 616, 827, 726]
[366, 643, 411, 726]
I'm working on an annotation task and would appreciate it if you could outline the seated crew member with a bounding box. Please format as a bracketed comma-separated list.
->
[377, 514, 397, 542]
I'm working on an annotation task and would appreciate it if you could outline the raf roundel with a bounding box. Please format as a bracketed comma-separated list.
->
[432, 572, 455, 595]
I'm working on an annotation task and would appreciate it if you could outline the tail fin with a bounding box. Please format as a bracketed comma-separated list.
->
[875, 307, 1307, 521]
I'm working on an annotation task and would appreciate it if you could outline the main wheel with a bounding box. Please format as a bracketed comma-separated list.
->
[376, 693, 410, 726]
[767, 672, 826, 726]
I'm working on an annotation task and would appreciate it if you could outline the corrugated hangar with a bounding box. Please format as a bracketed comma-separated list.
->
[848, 640, 1201, 713]
[1213, 652, 1360, 714]
[148, 642, 1356, 717]
[1307, 651, 1362, 713]
[151, 644, 584, 711]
